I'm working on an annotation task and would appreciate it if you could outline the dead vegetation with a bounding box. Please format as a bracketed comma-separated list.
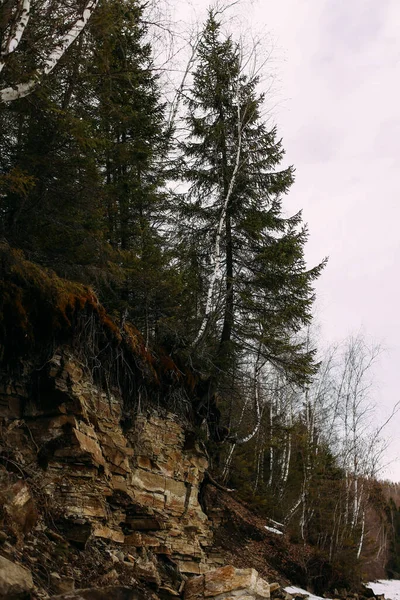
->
[0, 241, 197, 419]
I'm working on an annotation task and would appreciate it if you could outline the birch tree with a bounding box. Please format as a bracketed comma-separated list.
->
[0, 0, 99, 103]
[292, 335, 397, 563]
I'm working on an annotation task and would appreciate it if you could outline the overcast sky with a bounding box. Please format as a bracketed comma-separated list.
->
[169, 0, 400, 480]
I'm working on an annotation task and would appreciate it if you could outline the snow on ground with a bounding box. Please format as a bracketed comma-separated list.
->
[285, 585, 330, 600]
[267, 518, 284, 528]
[368, 581, 400, 600]
[264, 525, 283, 535]
[284, 581, 400, 600]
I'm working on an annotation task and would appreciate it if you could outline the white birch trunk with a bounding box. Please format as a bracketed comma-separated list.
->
[167, 36, 200, 132]
[222, 442, 236, 481]
[222, 351, 263, 481]
[193, 83, 243, 345]
[282, 432, 291, 484]
[236, 346, 264, 446]
[0, 0, 99, 103]
[281, 392, 293, 488]
[0, 0, 31, 74]
[284, 495, 302, 526]
[268, 399, 273, 486]
[357, 510, 365, 559]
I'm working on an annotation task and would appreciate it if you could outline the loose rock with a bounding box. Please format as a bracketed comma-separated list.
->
[0, 555, 34, 599]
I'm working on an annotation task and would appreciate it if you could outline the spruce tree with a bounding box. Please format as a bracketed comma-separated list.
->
[85, 0, 179, 343]
[0, 59, 104, 270]
[181, 12, 325, 384]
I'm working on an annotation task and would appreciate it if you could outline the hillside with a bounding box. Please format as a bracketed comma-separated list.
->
[0, 248, 397, 599]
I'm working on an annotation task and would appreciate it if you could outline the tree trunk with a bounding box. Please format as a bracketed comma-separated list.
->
[220, 209, 233, 348]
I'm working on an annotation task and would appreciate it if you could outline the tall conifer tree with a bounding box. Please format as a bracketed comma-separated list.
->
[86, 0, 178, 342]
[181, 12, 325, 384]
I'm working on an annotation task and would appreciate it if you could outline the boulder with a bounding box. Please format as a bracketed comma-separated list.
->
[134, 560, 162, 586]
[185, 566, 270, 600]
[0, 555, 34, 599]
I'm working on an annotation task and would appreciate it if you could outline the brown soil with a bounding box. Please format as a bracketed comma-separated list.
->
[203, 486, 319, 591]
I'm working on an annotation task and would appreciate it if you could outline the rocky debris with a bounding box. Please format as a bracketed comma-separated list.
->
[0, 351, 393, 600]
[50, 572, 75, 595]
[0, 555, 34, 599]
[279, 586, 390, 600]
[0, 470, 38, 543]
[134, 560, 162, 587]
[270, 588, 290, 600]
[185, 565, 270, 600]
[362, 590, 376, 599]
[50, 586, 145, 600]
[202, 486, 306, 586]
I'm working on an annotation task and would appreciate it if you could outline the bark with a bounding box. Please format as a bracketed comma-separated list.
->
[357, 509, 365, 559]
[193, 83, 243, 346]
[0, 0, 30, 73]
[221, 350, 263, 481]
[0, 0, 99, 102]
[219, 209, 233, 348]
[167, 33, 200, 133]
[204, 470, 235, 492]
[268, 399, 273, 486]
[282, 431, 292, 485]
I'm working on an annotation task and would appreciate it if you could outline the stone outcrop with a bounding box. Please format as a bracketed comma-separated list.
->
[0, 350, 217, 597]
[0, 555, 34, 599]
[0, 348, 386, 600]
[185, 566, 270, 600]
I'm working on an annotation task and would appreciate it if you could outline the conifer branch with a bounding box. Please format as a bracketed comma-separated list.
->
[0, 0, 99, 103]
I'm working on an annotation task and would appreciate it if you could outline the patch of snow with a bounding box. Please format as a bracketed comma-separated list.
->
[264, 525, 283, 535]
[268, 518, 284, 528]
[368, 580, 400, 600]
[283, 581, 400, 600]
[285, 585, 331, 600]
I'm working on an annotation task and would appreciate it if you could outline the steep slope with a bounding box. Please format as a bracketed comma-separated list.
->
[0, 244, 394, 599]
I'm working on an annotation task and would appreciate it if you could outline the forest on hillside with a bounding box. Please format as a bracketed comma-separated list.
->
[1, 0, 399, 588]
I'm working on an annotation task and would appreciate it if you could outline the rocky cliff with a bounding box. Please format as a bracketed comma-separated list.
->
[0, 243, 300, 599]
[0, 348, 224, 596]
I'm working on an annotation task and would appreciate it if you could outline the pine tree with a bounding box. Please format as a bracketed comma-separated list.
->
[87, 0, 167, 250]
[181, 12, 325, 384]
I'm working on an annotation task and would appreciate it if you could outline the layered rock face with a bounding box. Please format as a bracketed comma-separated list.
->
[185, 566, 271, 600]
[0, 350, 217, 595]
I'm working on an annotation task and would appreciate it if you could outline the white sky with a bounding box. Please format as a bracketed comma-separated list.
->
[167, 0, 400, 481]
